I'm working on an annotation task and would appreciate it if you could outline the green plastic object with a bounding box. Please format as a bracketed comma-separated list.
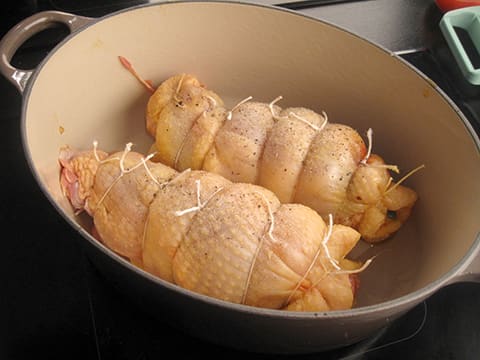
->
[440, 5, 480, 85]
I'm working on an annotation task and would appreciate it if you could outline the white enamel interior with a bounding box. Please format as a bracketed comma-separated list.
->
[23, 2, 480, 308]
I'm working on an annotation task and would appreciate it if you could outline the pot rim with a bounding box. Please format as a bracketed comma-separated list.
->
[17, 0, 480, 320]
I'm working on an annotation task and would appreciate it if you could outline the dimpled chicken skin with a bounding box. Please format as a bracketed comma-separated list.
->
[146, 74, 419, 242]
[60, 145, 363, 312]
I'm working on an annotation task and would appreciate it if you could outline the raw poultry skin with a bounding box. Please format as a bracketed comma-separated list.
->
[60, 146, 362, 312]
[146, 74, 419, 242]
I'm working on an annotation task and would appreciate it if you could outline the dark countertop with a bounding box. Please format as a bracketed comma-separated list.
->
[1, 1, 479, 359]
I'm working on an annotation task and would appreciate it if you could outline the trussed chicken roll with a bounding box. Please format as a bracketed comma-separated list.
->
[60, 145, 363, 312]
[145, 74, 420, 242]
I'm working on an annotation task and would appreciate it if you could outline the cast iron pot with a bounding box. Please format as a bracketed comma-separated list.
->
[1, 1, 479, 354]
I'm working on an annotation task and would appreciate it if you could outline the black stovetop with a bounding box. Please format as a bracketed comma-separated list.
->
[1, 1, 479, 359]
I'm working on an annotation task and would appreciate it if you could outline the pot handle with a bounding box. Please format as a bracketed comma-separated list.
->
[0, 11, 94, 93]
